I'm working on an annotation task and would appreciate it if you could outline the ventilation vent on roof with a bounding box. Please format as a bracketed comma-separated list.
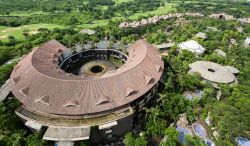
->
[54, 53, 59, 58]
[12, 76, 21, 85]
[155, 65, 163, 72]
[63, 100, 81, 108]
[19, 87, 29, 97]
[35, 95, 50, 106]
[58, 49, 63, 53]
[145, 75, 154, 85]
[96, 96, 111, 105]
[125, 87, 138, 97]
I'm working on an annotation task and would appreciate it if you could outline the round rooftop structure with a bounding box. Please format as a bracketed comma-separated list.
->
[179, 40, 206, 55]
[10, 39, 164, 116]
[189, 61, 238, 84]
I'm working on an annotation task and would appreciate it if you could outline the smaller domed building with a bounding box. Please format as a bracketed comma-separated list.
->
[189, 61, 238, 88]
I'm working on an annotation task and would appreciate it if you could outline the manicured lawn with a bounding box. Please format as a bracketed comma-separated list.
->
[0, 26, 9, 31]
[0, 23, 65, 42]
[0, 11, 49, 17]
[128, 3, 176, 19]
[78, 20, 109, 28]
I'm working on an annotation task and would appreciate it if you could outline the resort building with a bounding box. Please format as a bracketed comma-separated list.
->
[155, 43, 175, 51]
[179, 40, 206, 55]
[238, 18, 250, 24]
[215, 49, 226, 57]
[209, 13, 235, 20]
[244, 37, 250, 47]
[189, 61, 239, 87]
[9, 39, 164, 145]
[196, 32, 207, 39]
[79, 29, 96, 35]
[118, 13, 204, 28]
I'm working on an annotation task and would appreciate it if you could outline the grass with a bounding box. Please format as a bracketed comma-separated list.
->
[0, 20, 110, 42]
[0, 26, 9, 31]
[98, 6, 108, 11]
[78, 20, 109, 28]
[128, 3, 176, 19]
[0, 11, 48, 17]
[0, 23, 65, 42]
[115, 0, 133, 4]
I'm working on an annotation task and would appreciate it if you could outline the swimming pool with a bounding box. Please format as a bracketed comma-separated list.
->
[236, 137, 250, 146]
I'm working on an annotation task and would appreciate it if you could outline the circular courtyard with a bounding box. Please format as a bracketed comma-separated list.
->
[59, 49, 128, 77]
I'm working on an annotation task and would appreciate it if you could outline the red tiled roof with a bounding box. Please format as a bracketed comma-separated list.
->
[10, 39, 164, 116]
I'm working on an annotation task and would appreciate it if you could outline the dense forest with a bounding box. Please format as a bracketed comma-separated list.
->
[0, 0, 249, 146]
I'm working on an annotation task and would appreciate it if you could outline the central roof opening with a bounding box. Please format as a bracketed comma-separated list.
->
[59, 49, 128, 77]
[89, 65, 105, 74]
[208, 68, 215, 73]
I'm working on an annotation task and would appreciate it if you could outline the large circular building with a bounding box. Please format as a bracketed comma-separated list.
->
[10, 39, 164, 144]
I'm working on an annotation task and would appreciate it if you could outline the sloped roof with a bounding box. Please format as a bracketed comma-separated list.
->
[10, 39, 164, 116]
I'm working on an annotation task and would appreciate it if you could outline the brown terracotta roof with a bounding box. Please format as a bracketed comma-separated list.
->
[10, 39, 164, 116]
